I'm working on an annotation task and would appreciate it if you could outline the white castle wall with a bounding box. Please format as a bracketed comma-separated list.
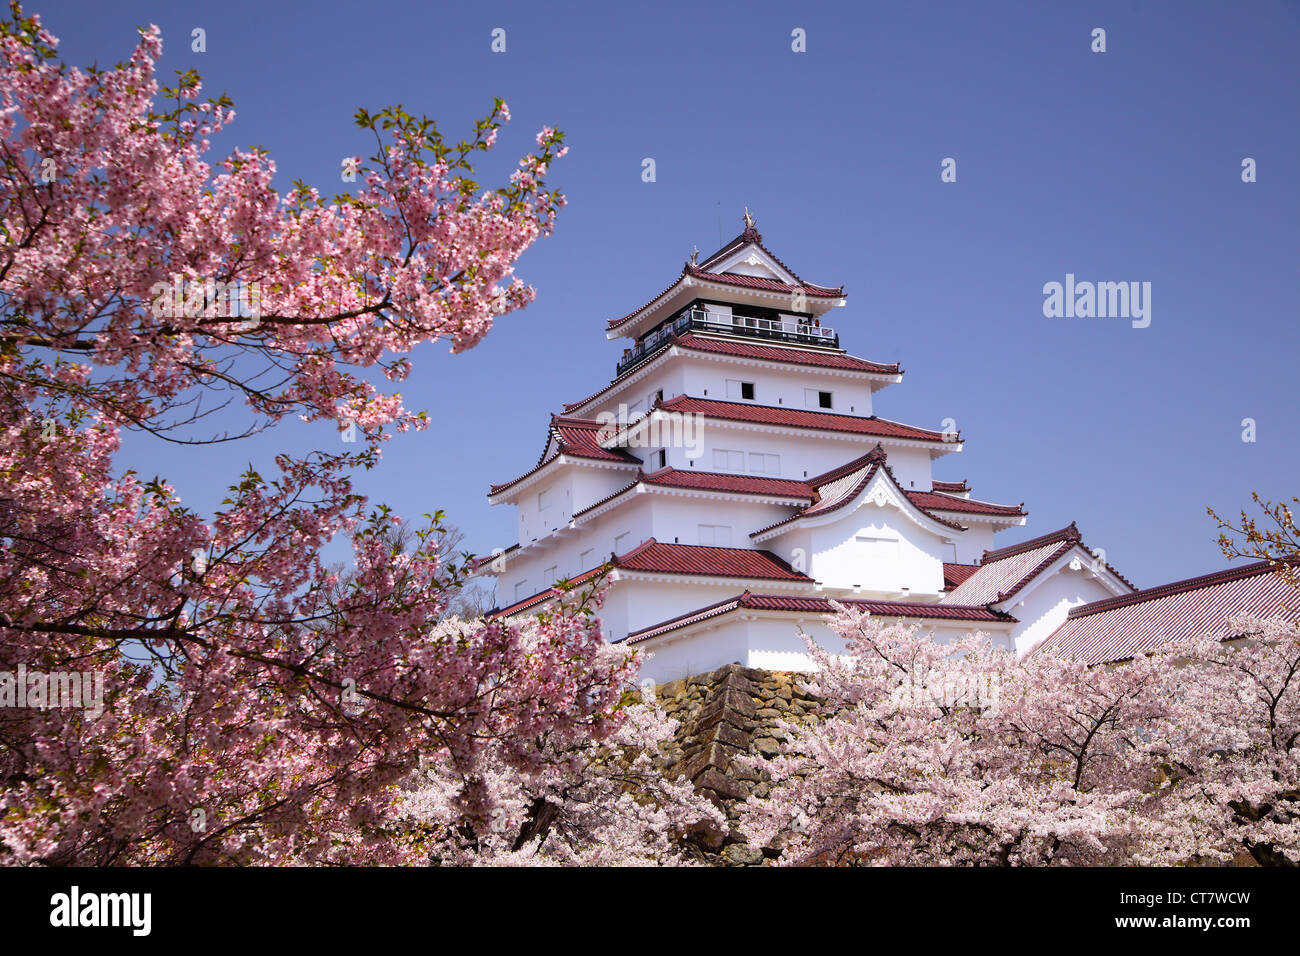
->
[807, 512, 948, 597]
[513, 465, 639, 546]
[1003, 563, 1122, 656]
[672, 425, 936, 490]
[634, 613, 1015, 685]
[582, 353, 879, 423]
[950, 523, 995, 564]
[501, 494, 795, 604]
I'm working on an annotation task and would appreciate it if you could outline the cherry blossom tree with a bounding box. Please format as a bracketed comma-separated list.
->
[399, 642, 725, 866]
[0, 4, 656, 865]
[1140, 617, 1300, 867]
[738, 602, 1300, 867]
[1209, 494, 1300, 590]
[738, 608, 1174, 865]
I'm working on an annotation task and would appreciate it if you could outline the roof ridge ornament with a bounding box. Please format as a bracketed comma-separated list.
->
[741, 206, 761, 242]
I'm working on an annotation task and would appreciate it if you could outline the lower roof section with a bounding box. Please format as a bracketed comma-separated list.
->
[623, 590, 1017, 646]
[491, 539, 813, 618]
[1035, 559, 1299, 664]
[942, 522, 1136, 607]
[656, 395, 956, 446]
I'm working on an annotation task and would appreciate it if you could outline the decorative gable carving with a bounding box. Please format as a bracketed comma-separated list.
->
[707, 244, 800, 285]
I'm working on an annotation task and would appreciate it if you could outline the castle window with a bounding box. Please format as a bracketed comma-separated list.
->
[748, 453, 781, 475]
[698, 524, 732, 546]
[727, 379, 756, 401]
[806, 388, 833, 409]
[655, 449, 667, 469]
[713, 448, 745, 471]
[537, 487, 552, 510]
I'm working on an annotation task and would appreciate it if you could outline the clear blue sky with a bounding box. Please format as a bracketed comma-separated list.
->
[40, 0, 1300, 594]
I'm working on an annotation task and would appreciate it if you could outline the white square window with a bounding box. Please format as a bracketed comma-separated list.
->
[698, 524, 732, 546]
[806, 388, 833, 410]
[579, 548, 594, 568]
[537, 487, 552, 510]
[726, 379, 756, 401]
[543, 565, 557, 583]
[514, 580, 530, 600]
[613, 532, 630, 554]
[712, 448, 745, 471]
[748, 453, 780, 475]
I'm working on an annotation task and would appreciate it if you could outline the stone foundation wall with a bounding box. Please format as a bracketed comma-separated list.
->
[655, 663, 822, 866]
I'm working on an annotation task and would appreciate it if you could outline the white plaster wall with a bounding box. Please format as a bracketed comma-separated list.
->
[513, 465, 641, 546]
[614, 578, 803, 643]
[950, 523, 996, 564]
[744, 616, 850, 673]
[677, 356, 876, 417]
[1005, 565, 1124, 656]
[632, 613, 1013, 684]
[633, 626, 751, 685]
[584, 363, 688, 422]
[644, 495, 794, 549]
[503, 499, 655, 601]
[759, 526, 812, 578]
[673, 426, 936, 489]
[808, 508, 947, 597]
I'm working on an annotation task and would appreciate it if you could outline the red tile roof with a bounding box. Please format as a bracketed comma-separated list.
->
[606, 226, 843, 333]
[488, 415, 641, 497]
[493, 565, 610, 617]
[943, 562, 981, 589]
[614, 539, 811, 581]
[657, 395, 955, 444]
[470, 542, 520, 572]
[1035, 560, 1300, 664]
[979, 523, 1086, 564]
[570, 468, 815, 521]
[562, 333, 900, 415]
[565, 457, 1016, 536]
[907, 490, 1026, 518]
[671, 333, 899, 374]
[624, 591, 1016, 644]
[753, 445, 967, 538]
[641, 467, 814, 499]
[932, 479, 970, 494]
[942, 525, 1086, 605]
[550, 416, 640, 463]
[492, 539, 813, 619]
[696, 226, 835, 290]
[683, 268, 842, 298]
[942, 523, 1136, 607]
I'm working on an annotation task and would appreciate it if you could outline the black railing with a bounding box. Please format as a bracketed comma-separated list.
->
[615, 309, 838, 377]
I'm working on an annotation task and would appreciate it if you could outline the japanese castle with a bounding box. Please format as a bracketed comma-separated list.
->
[479, 213, 1141, 683]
